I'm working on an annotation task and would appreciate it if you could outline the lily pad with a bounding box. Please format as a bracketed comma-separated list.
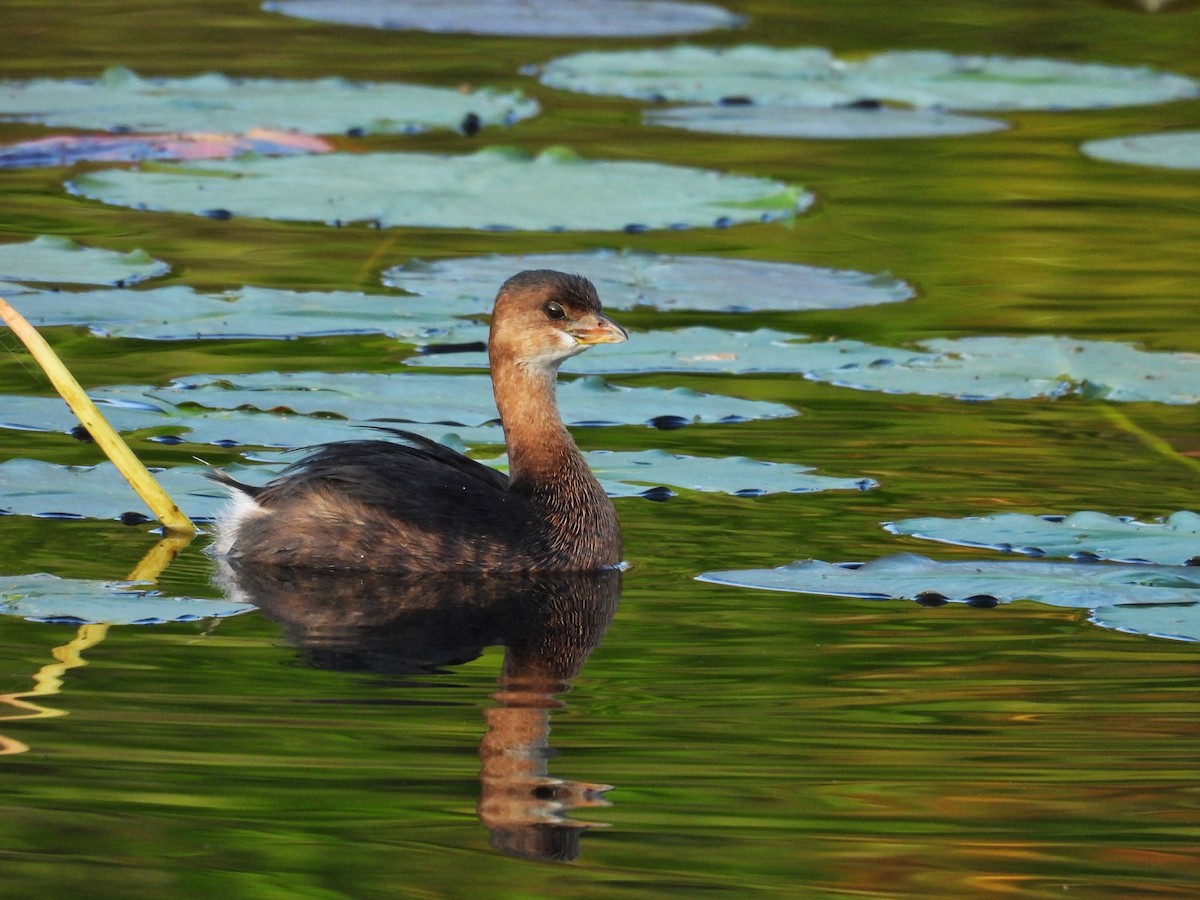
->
[68, 148, 810, 231]
[0, 443, 863, 523]
[0, 130, 333, 170]
[0, 235, 168, 290]
[384, 250, 912, 313]
[582, 449, 876, 497]
[93, 371, 797, 427]
[814, 335, 1200, 404]
[645, 104, 1008, 140]
[407, 327, 892, 373]
[0, 573, 254, 624]
[697, 553, 1200, 642]
[263, 0, 742, 37]
[6, 284, 490, 341]
[1081, 130, 1200, 170]
[0, 66, 538, 135]
[538, 45, 1199, 111]
[886, 510, 1200, 566]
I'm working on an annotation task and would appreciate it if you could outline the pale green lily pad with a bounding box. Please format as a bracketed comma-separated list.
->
[1081, 130, 1200, 170]
[7, 284, 490, 341]
[0, 66, 537, 135]
[409, 327, 894, 373]
[0, 235, 168, 289]
[411, 332, 1200, 403]
[538, 45, 1199, 111]
[93, 371, 796, 427]
[887, 511, 1200, 565]
[582, 449, 876, 496]
[263, 0, 741, 37]
[384, 250, 912, 313]
[0, 573, 254, 625]
[697, 553, 1200, 642]
[0, 443, 862, 522]
[645, 104, 1008, 139]
[68, 148, 809, 231]
[0, 393, 507, 449]
[818, 335, 1200, 403]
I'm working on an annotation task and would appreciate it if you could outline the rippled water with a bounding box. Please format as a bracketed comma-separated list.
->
[3, 0, 1199, 896]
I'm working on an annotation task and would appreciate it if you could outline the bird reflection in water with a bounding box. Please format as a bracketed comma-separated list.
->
[216, 560, 621, 862]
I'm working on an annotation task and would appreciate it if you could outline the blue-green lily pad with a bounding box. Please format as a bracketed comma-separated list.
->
[645, 104, 1008, 139]
[68, 148, 809, 231]
[1081, 130, 1200, 170]
[407, 327, 890, 373]
[0, 235, 168, 290]
[698, 553, 1200, 642]
[384, 250, 912, 313]
[0, 573, 254, 624]
[6, 284, 490, 341]
[93, 371, 796, 427]
[582, 449, 876, 496]
[0, 66, 537, 135]
[887, 511, 1200, 566]
[538, 45, 1199, 111]
[0, 442, 863, 522]
[410, 332, 1200, 404]
[263, 0, 741, 37]
[815, 335, 1200, 403]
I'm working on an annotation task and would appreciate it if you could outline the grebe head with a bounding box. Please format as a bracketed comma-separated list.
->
[490, 270, 628, 372]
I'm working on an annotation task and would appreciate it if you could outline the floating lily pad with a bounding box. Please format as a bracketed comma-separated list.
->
[816, 335, 1200, 403]
[410, 331, 1200, 403]
[582, 449, 876, 496]
[409, 327, 893, 373]
[0, 67, 537, 135]
[93, 371, 797, 427]
[0, 392, 508, 450]
[887, 510, 1200, 566]
[68, 148, 809, 231]
[0, 442, 861, 523]
[0, 572, 254, 624]
[1081, 130, 1200, 170]
[644, 104, 1008, 139]
[0, 235, 168, 290]
[538, 45, 1199, 111]
[384, 250, 912, 313]
[0, 130, 333, 170]
[263, 0, 741, 36]
[6, 284, 490, 341]
[698, 553, 1200, 642]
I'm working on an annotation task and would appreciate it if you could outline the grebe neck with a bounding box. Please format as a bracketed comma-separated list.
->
[491, 357, 583, 489]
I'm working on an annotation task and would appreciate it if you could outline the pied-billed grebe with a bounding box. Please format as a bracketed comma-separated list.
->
[211, 270, 628, 572]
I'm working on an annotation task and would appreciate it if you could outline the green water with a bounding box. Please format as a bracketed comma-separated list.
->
[2, 0, 1199, 896]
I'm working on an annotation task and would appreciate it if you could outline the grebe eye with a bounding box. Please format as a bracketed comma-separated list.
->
[545, 301, 566, 320]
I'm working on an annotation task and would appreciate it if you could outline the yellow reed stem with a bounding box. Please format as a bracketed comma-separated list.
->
[0, 296, 196, 535]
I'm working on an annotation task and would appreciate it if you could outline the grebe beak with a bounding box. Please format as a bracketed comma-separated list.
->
[571, 315, 629, 346]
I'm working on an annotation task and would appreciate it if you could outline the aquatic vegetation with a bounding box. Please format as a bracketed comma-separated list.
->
[644, 103, 1008, 140]
[538, 46, 1200, 111]
[384, 250, 913, 312]
[68, 147, 808, 231]
[1081, 130, 1200, 170]
[0, 130, 333, 170]
[0, 66, 537, 135]
[0, 235, 168, 292]
[886, 510, 1200, 566]
[262, 0, 742, 37]
[698, 553, 1200, 642]
[0, 572, 253, 624]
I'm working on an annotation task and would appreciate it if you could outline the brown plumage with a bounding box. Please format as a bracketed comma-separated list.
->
[210, 270, 628, 572]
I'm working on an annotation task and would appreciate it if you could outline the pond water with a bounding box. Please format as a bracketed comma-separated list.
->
[3, 0, 1200, 896]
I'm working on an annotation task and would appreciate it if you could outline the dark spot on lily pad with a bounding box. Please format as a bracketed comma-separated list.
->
[649, 414, 690, 430]
[201, 208, 233, 220]
[69, 424, 94, 443]
[914, 590, 948, 607]
[119, 511, 152, 526]
[640, 486, 674, 502]
[718, 95, 754, 106]
[460, 112, 482, 135]
[964, 594, 999, 608]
